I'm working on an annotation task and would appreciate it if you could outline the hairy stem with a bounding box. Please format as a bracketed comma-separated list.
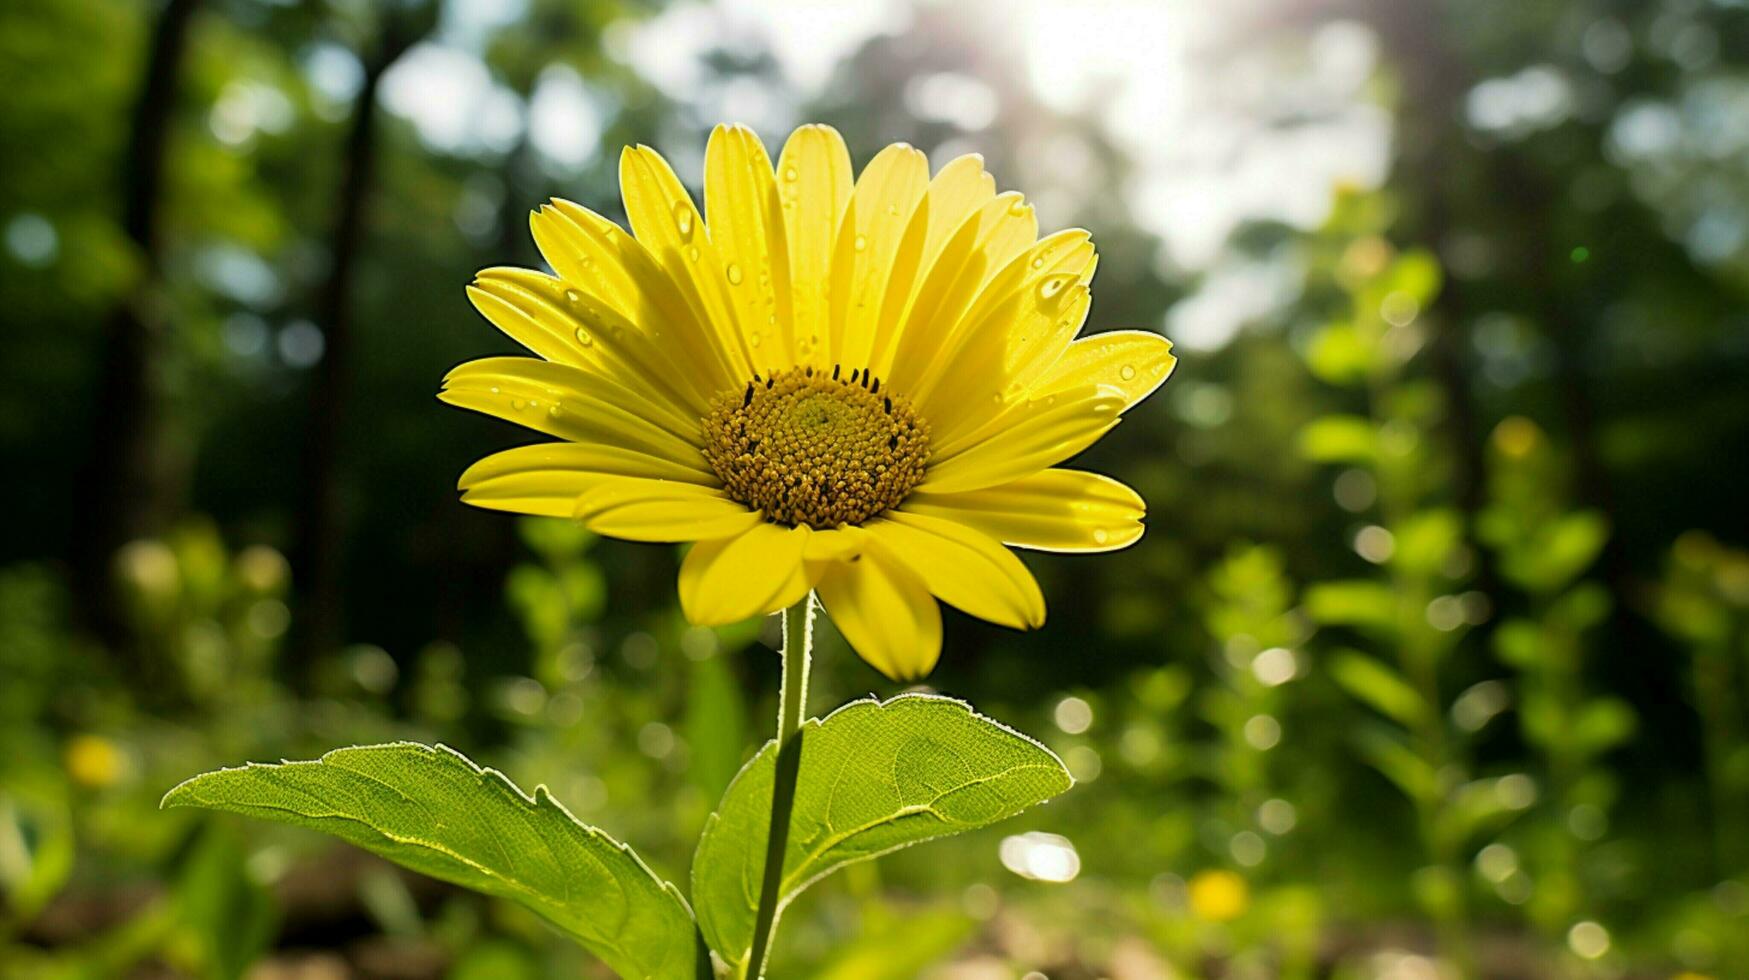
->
[745, 597, 814, 977]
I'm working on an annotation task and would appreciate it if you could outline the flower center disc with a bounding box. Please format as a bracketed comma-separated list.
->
[703, 366, 930, 529]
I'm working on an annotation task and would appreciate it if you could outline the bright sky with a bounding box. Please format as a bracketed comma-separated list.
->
[366, 0, 1392, 351]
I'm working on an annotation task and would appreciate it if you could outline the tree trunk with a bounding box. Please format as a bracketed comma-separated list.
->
[290, 21, 426, 665]
[71, 0, 202, 649]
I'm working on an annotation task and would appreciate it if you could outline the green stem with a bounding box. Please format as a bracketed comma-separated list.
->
[745, 596, 814, 978]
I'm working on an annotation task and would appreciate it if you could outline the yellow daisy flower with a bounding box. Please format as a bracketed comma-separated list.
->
[444, 123, 1175, 680]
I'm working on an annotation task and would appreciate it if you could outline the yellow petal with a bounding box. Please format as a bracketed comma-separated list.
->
[865, 512, 1045, 630]
[1028, 329, 1178, 409]
[802, 526, 867, 563]
[829, 143, 929, 368]
[619, 145, 753, 377]
[815, 545, 941, 681]
[679, 523, 814, 625]
[870, 207, 987, 381]
[466, 268, 708, 418]
[775, 124, 853, 367]
[921, 385, 1125, 495]
[917, 154, 996, 271]
[903, 470, 1145, 553]
[877, 189, 1038, 386]
[705, 124, 794, 366]
[528, 202, 740, 402]
[458, 442, 716, 517]
[971, 191, 1040, 285]
[920, 281, 1090, 443]
[918, 231, 1098, 441]
[440, 357, 705, 463]
[573, 477, 761, 543]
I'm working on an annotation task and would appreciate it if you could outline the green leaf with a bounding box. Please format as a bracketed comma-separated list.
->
[1329, 651, 1427, 727]
[814, 906, 978, 979]
[686, 645, 750, 802]
[1571, 698, 1637, 754]
[1390, 510, 1462, 578]
[1298, 415, 1377, 463]
[692, 694, 1071, 972]
[1305, 322, 1376, 386]
[1304, 580, 1398, 633]
[1351, 724, 1438, 802]
[1382, 249, 1443, 304]
[1435, 775, 1534, 851]
[171, 829, 277, 980]
[163, 743, 705, 980]
[1503, 511, 1610, 592]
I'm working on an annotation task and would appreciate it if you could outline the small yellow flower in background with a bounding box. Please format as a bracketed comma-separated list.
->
[1187, 869, 1249, 922]
[445, 124, 1175, 680]
[65, 734, 125, 789]
[1491, 415, 1544, 460]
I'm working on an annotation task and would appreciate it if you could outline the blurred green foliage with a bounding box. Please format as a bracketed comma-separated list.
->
[3, 0, 1749, 977]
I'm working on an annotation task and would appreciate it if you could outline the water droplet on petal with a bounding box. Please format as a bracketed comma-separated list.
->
[886, 204, 900, 217]
[564, 289, 581, 303]
[1031, 256, 1046, 269]
[687, 246, 700, 262]
[1093, 528, 1110, 545]
[783, 167, 799, 182]
[574, 328, 592, 347]
[673, 203, 694, 239]
[489, 386, 500, 395]
[548, 405, 563, 419]
[853, 234, 868, 252]
[749, 332, 762, 347]
[1120, 364, 1137, 381]
[510, 397, 526, 411]
[1008, 199, 1030, 217]
[1038, 274, 1073, 300]
[726, 263, 743, 285]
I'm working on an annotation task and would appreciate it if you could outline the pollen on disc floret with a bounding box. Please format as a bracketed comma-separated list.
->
[702, 366, 931, 530]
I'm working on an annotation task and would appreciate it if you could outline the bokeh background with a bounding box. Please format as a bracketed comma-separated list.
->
[4, 0, 1749, 977]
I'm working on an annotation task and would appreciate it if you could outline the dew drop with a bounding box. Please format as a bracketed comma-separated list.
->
[1038, 275, 1073, 300]
[564, 289, 581, 303]
[726, 263, 744, 285]
[1120, 364, 1137, 381]
[854, 234, 868, 252]
[573, 327, 593, 347]
[783, 167, 799, 182]
[687, 246, 700, 262]
[548, 404, 563, 419]
[1031, 256, 1046, 269]
[749, 332, 763, 348]
[489, 386, 500, 395]
[510, 397, 527, 411]
[1008, 199, 1030, 217]
[673, 203, 694, 239]
[886, 204, 900, 217]
[1093, 528, 1110, 545]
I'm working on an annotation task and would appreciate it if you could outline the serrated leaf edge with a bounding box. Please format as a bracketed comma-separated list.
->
[693, 693, 1074, 965]
[162, 741, 701, 977]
